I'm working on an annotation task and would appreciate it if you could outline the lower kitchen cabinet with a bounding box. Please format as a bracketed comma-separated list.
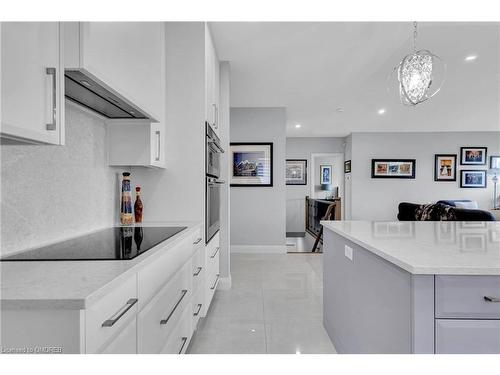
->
[0, 223, 219, 354]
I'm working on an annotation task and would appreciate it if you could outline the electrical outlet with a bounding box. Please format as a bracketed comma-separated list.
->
[344, 245, 353, 261]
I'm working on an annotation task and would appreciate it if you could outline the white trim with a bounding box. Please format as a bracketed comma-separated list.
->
[231, 245, 287, 254]
[218, 276, 232, 290]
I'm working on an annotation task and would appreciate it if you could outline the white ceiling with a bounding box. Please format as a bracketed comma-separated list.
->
[209, 22, 500, 137]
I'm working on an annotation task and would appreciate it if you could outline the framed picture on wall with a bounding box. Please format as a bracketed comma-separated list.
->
[286, 159, 307, 185]
[434, 154, 457, 181]
[460, 147, 487, 165]
[460, 170, 487, 188]
[230, 143, 273, 187]
[344, 160, 351, 173]
[371, 159, 416, 179]
[490, 155, 500, 169]
[320, 165, 332, 184]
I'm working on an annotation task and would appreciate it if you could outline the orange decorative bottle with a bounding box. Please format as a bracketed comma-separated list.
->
[134, 186, 143, 223]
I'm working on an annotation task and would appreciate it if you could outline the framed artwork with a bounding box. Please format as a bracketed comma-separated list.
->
[320, 165, 332, 184]
[460, 147, 487, 165]
[286, 159, 307, 185]
[230, 143, 273, 187]
[344, 160, 351, 173]
[371, 159, 416, 179]
[490, 155, 500, 169]
[434, 154, 457, 181]
[460, 170, 487, 188]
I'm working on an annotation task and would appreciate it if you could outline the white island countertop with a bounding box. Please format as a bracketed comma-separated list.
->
[0, 221, 201, 310]
[321, 221, 500, 275]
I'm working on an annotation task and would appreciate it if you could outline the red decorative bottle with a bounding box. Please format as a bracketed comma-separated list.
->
[134, 187, 143, 223]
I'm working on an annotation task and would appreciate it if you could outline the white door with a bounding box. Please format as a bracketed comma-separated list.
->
[1, 22, 63, 145]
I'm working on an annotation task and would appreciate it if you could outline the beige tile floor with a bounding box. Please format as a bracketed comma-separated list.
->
[187, 253, 336, 354]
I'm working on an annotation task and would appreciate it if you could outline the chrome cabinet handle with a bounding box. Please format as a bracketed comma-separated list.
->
[210, 274, 220, 290]
[160, 290, 188, 325]
[193, 267, 202, 276]
[46, 67, 57, 131]
[484, 296, 500, 302]
[215, 104, 219, 129]
[178, 337, 188, 354]
[155, 130, 161, 161]
[210, 247, 220, 259]
[193, 238, 202, 245]
[102, 298, 138, 327]
[193, 303, 203, 317]
[212, 103, 217, 128]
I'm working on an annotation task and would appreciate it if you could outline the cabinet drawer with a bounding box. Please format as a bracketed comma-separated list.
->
[137, 260, 192, 353]
[160, 306, 193, 354]
[85, 275, 138, 353]
[138, 235, 194, 309]
[435, 276, 500, 319]
[435, 319, 500, 354]
[99, 318, 137, 354]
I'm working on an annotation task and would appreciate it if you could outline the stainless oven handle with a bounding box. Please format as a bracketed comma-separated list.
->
[208, 139, 225, 153]
[102, 298, 138, 327]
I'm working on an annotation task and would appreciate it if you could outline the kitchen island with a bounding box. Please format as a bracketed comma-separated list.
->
[321, 221, 500, 354]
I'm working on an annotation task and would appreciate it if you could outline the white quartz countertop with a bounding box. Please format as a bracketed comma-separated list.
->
[0, 221, 201, 310]
[321, 221, 500, 275]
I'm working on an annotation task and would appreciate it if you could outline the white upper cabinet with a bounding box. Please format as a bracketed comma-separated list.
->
[205, 24, 220, 136]
[64, 22, 166, 123]
[1, 22, 65, 145]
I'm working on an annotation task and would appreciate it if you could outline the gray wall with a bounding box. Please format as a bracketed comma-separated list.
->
[230, 108, 286, 252]
[285, 137, 345, 232]
[1, 103, 120, 256]
[349, 131, 500, 220]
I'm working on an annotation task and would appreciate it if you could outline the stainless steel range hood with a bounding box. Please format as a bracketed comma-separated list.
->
[65, 69, 151, 120]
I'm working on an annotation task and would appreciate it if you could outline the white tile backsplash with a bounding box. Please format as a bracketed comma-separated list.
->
[1, 103, 122, 256]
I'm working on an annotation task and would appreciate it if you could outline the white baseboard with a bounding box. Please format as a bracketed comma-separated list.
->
[230, 245, 287, 254]
[218, 276, 232, 290]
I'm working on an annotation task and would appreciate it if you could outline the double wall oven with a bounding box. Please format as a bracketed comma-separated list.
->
[206, 123, 224, 243]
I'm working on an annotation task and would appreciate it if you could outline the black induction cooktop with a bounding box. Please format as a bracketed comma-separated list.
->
[0, 226, 187, 261]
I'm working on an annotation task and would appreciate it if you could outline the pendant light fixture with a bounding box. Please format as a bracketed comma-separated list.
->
[392, 22, 446, 106]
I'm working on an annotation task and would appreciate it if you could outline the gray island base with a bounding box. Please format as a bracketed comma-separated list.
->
[321, 221, 500, 354]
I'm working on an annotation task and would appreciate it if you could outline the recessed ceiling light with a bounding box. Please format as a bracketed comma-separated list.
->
[378, 108, 386, 115]
[295, 124, 301, 128]
[465, 55, 478, 62]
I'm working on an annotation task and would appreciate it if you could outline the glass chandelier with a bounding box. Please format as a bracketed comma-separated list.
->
[393, 22, 446, 106]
